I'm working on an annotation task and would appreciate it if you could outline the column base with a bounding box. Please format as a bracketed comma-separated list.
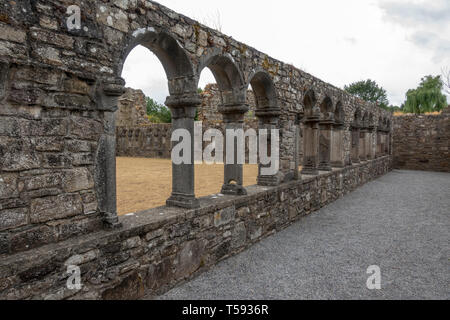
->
[167, 193, 200, 209]
[221, 184, 247, 196]
[103, 213, 123, 230]
[301, 167, 319, 176]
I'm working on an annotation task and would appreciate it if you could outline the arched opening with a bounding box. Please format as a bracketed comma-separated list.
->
[115, 44, 173, 216]
[318, 96, 334, 171]
[249, 71, 281, 186]
[301, 89, 320, 175]
[360, 111, 369, 161]
[351, 108, 362, 164]
[195, 53, 250, 195]
[331, 101, 345, 168]
[104, 29, 200, 220]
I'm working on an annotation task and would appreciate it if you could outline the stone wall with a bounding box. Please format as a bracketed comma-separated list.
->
[393, 112, 450, 172]
[115, 88, 150, 127]
[0, 0, 394, 299]
[116, 125, 172, 159]
[115, 83, 258, 159]
[0, 156, 391, 300]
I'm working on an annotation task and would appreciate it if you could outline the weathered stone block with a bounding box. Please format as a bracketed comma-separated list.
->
[0, 173, 19, 199]
[65, 249, 99, 266]
[214, 206, 235, 227]
[0, 207, 28, 231]
[231, 222, 246, 248]
[62, 168, 94, 193]
[30, 194, 83, 223]
[0, 23, 27, 43]
[0, 137, 40, 172]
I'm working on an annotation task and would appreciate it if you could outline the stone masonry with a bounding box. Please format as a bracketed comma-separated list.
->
[115, 87, 150, 127]
[393, 112, 450, 173]
[0, 0, 393, 299]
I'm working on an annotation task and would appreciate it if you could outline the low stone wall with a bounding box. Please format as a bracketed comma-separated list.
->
[116, 121, 259, 160]
[393, 113, 450, 172]
[0, 156, 392, 300]
[116, 125, 172, 159]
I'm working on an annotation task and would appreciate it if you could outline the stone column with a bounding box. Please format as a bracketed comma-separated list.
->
[331, 122, 345, 168]
[359, 128, 368, 162]
[351, 124, 360, 164]
[256, 108, 282, 186]
[368, 126, 375, 160]
[166, 93, 201, 209]
[294, 112, 304, 181]
[318, 116, 334, 171]
[95, 77, 126, 229]
[219, 103, 249, 196]
[302, 116, 320, 175]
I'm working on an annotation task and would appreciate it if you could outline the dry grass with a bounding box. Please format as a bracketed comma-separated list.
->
[116, 157, 258, 215]
[394, 111, 442, 117]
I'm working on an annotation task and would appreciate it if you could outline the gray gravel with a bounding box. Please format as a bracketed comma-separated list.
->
[156, 170, 450, 300]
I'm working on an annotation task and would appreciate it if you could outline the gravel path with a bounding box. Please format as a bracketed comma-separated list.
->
[155, 170, 450, 300]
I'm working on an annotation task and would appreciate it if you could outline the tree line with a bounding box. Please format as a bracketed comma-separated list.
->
[344, 70, 449, 114]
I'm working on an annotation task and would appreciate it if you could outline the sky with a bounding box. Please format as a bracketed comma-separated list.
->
[121, 0, 450, 106]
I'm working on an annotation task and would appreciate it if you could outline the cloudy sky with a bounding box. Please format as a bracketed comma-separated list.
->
[122, 0, 450, 106]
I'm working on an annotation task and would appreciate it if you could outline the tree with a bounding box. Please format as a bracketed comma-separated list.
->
[146, 97, 172, 123]
[344, 79, 389, 108]
[403, 75, 448, 114]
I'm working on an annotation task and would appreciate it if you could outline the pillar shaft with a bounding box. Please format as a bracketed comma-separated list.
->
[359, 129, 367, 161]
[166, 94, 201, 209]
[318, 122, 333, 171]
[220, 105, 249, 196]
[331, 125, 345, 168]
[351, 127, 360, 164]
[302, 121, 320, 175]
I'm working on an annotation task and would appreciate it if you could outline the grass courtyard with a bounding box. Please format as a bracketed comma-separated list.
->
[116, 157, 259, 215]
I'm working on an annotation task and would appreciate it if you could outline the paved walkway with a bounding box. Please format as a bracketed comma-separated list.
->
[156, 170, 449, 300]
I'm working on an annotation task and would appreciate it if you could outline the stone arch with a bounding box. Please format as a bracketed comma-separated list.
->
[117, 27, 197, 96]
[303, 89, 317, 114]
[197, 50, 245, 104]
[247, 69, 278, 111]
[334, 101, 345, 124]
[320, 96, 334, 120]
[301, 89, 321, 175]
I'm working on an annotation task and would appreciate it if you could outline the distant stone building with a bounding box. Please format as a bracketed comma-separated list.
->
[115, 88, 150, 127]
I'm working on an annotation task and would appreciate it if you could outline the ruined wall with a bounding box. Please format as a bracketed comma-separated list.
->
[115, 83, 258, 159]
[116, 124, 172, 159]
[0, 157, 391, 300]
[0, 0, 393, 299]
[115, 88, 150, 127]
[393, 112, 450, 172]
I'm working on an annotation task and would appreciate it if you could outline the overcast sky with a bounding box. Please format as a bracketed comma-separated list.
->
[122, 0, 450, 106]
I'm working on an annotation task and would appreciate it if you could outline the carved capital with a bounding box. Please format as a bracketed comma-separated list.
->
[96, 77, 126, 112]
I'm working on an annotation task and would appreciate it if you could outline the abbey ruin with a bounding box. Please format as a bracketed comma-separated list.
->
[0, 1, 448, 300]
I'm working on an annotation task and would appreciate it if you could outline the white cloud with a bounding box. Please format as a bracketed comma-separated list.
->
[121, 0, 450, 106]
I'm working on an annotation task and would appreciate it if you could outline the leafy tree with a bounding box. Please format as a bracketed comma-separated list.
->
[344, 79, 389, 108]
[403, 75, 448, 114]
[146, 97, 172, 123]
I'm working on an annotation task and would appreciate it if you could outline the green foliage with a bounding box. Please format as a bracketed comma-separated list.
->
[403, 76, 448, 114]
[344, 79, 389, 108]
[146, 97, 171, 123]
